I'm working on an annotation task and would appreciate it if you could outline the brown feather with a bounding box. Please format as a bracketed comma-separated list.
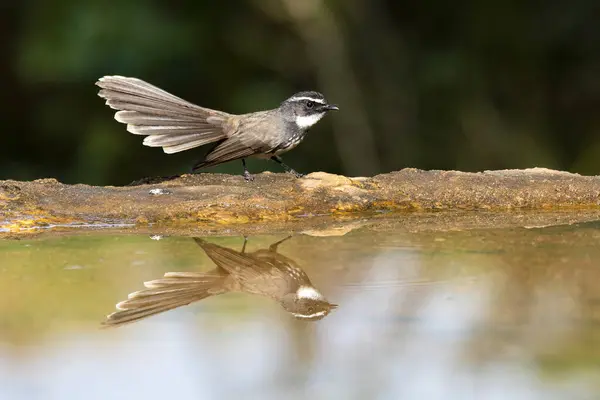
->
[96, 76, 229, 154]
[192, 239, 300, 300]
[192, 139, 259, 170]
[196, 241, 280, 285]
[102, 269, 226, 327]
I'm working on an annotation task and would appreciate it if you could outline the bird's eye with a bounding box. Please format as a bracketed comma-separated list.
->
[306, 101, 314, 108]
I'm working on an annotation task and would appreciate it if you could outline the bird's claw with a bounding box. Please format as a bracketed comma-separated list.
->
[243, 171, 255, 182]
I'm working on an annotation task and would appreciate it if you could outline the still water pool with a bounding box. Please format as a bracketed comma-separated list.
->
[1, 220, 599, 399]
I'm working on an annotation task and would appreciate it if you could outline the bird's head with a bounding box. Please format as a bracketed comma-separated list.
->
[280, 91, 339, 130]
[280, 285, 338, 321]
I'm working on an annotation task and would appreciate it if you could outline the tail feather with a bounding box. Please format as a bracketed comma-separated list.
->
[163, 139, 220, 154]
[145, 134, 225, 154]
[142, 132, 221, 147]
[97, 76, 190, 103]
[114, 111, 201, 126]
[105, 298, 202, 327]
[96, 76, 229, 154]
[102, 271, 225, 327]
[99, 91, 202, 117]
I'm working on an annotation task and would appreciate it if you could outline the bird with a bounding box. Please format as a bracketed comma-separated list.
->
[95, 76, 339, 180]
[102, 236, 338, 327]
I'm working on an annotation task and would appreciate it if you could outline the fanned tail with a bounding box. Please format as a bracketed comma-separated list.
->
[96, 76, 228, 154]
[102, 271, 225, 327]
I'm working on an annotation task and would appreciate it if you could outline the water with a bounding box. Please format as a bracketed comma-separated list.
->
[1, 220, 600, 399]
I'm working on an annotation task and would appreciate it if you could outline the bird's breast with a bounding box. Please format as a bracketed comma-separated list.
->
[274, 131, 306, 155]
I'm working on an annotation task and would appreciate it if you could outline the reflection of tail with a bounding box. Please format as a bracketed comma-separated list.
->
[103, 271, 225, 327]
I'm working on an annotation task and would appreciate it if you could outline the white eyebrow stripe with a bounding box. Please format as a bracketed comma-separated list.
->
[289, 97, 326, 104]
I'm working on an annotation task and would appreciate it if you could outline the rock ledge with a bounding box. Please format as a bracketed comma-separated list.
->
[1, 168, 599, 233]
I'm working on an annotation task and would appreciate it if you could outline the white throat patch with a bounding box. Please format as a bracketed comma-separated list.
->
[295, 113, 325, 129]
[296, 286, 324, 300]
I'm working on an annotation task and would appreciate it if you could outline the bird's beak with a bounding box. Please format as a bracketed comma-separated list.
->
[330, 303, 339, 309]
[321, 104, 339, 112]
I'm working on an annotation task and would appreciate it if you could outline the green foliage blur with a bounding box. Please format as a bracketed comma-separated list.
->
[2, 0, 599, 185]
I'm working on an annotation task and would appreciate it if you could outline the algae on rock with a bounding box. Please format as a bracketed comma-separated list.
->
[1, 168, 599, 234]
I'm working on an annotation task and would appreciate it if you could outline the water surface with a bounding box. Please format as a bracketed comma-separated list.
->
[1, 221, 599, 399]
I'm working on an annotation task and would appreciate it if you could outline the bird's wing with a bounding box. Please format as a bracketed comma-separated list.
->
[192, 138, 262, 170]
[193, 238, 289, 295]
[192, 111, 281, 170]
[252, 249, 310, 290]
[96, 76, 229, 154]
[211, 138, 261, 161]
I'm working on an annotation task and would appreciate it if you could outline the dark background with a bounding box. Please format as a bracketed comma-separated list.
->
[2, 0, 599, 186]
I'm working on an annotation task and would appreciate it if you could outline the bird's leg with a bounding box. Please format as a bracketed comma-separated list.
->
[190, 158, 206, 174]
[241, 236, 248, 253]
[242, 159, 254, 181]
[269, 235, 293, 252]
[270, 156, 304, 178]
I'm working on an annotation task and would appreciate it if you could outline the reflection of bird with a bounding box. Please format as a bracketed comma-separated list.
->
[96, 76, 339, 180]
[103, 236, 337, 327]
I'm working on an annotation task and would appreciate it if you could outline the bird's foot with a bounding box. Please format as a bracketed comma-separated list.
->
[243, 171, 255, 182]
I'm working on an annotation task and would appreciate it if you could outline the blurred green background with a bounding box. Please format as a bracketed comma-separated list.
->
[2, 0, 599, 185]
